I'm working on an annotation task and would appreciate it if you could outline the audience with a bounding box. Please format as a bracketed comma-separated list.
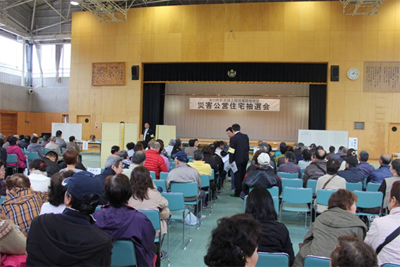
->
[40, 171, 74, 215]
[6, 136, 27, 172]
[184, 139, 197, 157]
[42, 151, 61, 177]
[95, 155, 123, 186]
[128, 166, 170, 235]
[55, 130, 66, 148]
[19, 135, 30, 150]
[165, 139, 175, 157]
[278, 151, 301, 177]
[302, 148, 327, 187]
[66, 135, 81, 153]
[356, 150, 376, 178]
[242, 153, 282, 196]
[171, 139, 182, 158]
[365, 180, 400, 265]
[326, 145, 335, 159]
[293, 189, 367, 267]
[122, 150, 146, 177]
[0, 138, 6, 164]
[368, 154, 392, 184]
[245, 188, 294, 265]
[40, 135, 49, 147]
[204, 213, 261, 267]
[331, 236, 378, 267]
[1, 174, 47, 236]
[118, 150, 131, 169]
[126, 142, 135, 159]
[337, 156, 365, 184]
[144, 141, 168, 179]
[188, 150, 212, 177]
[338, 148, 357, 171]
[111, 145, 120, 155]
[27, 171, 112, 266]
[45, 136, 62, 160]
[275, 145, 288, 166]
[156, 139, 170, 171]
[378, 159, 400, 208]
[59, 149, 82, 173]
[298, 149, 312, 169]
[94, 174, 156, 267]
[0, 160, 5, 196]
[27, 136, 45, 158]
[331, 146, 347, 163]
[28, 159, 50, 192]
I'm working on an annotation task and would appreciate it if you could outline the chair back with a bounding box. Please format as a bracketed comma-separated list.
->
[304, 255, 330, 267]
[162, 192, 185, 211]
[160, 172, 168, 180]
[169, 162, 176, 170]
[282, 187, 312, 204]
[149, 171, 156, 180]
[267, 186, 279, 198]
[211, 169, 215, 181]
[200, 175, 210, 188]
[346, 182, 362, 192]
[6, 154, 18, 164]
[366, 182, 380, 191]
[316, 189, 337, 206]
[111, 240, 137, 267]
[256, 252, 289, 267]
[26, 152, 39, 161]
[282, 178, 303, 191]
[381, 264, 400, 267]
[154, 179, 167, 192]
[188, 156, 193, 163]
[277, 172, 298, 179]
[0, 196, 5, 205]
[306, 179, 317, 195]
[300, 168, 306, 178]
[354, 190, 383, 209]
[171, 182, 198, 198]
[138, 209, 161, 231]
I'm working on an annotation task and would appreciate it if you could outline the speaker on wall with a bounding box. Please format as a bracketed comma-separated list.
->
[131, 65, 139, 80]
[331, 65, 339, 82]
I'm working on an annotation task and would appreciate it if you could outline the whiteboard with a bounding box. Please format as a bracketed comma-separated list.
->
[52, 123, 82, 141]
[298, 130, 348, 151]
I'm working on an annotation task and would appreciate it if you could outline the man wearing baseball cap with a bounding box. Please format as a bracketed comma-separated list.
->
[26, 171, 113, 266]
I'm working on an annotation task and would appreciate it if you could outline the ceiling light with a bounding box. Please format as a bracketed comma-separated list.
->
[70, 1, 79, 5]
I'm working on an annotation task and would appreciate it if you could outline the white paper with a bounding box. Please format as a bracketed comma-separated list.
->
[222, 154, 229, 163]
[231, 161, 238, 173]
[82, 141, 89, 150]
[87, 168, 102, 175]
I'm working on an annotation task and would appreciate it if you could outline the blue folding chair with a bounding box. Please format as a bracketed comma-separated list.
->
[366, 182, 380, 191]
[187, 156, 193, 162]
[304, 255, 330, 267]
[0, 196, 6, 205]
[382, 264, 400, 267]
[160, 172, 168, 180]
[307, 179, 317, 195]
[280, 187, 312, 228]
[150, 171, 156, 180]
[171, 182, 202, 228]
[169, 162, 175, 171]
[6, 154, 18, 174]
[256, 252, 289, 267]
[154, 179, 167, 192]
[300, 168, 306, 178]
[162, 192, 191, 249]
[281, 178, 303, 193]
[26, 152, 39, 161]
[354, 190, 383, 226]
[346, 182, 362, 192]
[200, 175, 212, 214]
[110, 240, 137, 267]
[138, 209, 169, 264]
[278, 172, 298, 179]
[314, 189, 337, 216]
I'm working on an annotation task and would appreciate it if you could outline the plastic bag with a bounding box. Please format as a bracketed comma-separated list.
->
[184, 212, 198, 226]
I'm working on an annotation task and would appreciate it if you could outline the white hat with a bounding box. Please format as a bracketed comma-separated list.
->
[258, 153, 270, 166]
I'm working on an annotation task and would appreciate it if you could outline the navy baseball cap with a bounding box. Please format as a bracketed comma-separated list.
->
[62, 171, 104, 201]
[175, 151, 188, 162]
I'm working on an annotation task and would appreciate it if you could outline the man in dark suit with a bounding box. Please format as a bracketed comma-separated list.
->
[229, 123, 250, 197]
[143, 122, 154, 149]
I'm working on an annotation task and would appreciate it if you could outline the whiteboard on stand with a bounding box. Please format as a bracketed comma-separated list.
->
[298, 130, 348, 151]
[52, 123, 82, 141]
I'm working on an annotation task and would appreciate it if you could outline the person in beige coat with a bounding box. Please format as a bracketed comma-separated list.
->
[128, 166, 170, 235]
[0, 214, 26, 255]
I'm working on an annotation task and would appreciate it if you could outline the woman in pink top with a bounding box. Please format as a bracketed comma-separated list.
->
[6, 136, 27, 171]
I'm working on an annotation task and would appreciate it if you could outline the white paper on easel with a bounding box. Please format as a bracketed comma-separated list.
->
[231, 161, 238, 173]
[82, 141, 89, 150]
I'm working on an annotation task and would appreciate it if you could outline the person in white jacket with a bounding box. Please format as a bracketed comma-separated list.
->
[365, 180, 400, 266]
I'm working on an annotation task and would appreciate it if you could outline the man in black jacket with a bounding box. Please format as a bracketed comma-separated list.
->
[338, 156, 365, 184]
[229, 123, 250, 197]
[143, 122, 154, 149]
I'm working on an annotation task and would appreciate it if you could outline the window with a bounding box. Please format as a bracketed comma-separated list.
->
[32, 43, 71, 78]
[0, 35, 23, 75]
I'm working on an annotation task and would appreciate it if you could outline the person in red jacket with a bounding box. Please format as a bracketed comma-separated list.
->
[6, 136, 27, 173]
[144, 141, 167, 179]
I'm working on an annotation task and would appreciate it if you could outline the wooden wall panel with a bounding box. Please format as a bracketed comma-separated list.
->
[69, 0, 400, 159]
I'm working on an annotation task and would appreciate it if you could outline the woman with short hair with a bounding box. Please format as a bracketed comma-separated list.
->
[94, 174, 156, 267]
[204, 213, 261, 267]
[6, 136, 27, 172]
[245, 188, 295, 266]
[60, 149, 81, 173]
[331, 236, 377, 267]
[293, 189, 367, 267]
[28, 159, 50, 192]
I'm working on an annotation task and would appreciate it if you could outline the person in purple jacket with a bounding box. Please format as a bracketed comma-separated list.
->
[94, 173, 156, 267]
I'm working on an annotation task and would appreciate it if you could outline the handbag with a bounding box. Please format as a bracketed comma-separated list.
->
[376, 226, 400, 254]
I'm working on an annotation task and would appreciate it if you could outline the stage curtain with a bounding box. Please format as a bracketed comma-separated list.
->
[142, 83, 165, 131]
[309, 85, 327, 130]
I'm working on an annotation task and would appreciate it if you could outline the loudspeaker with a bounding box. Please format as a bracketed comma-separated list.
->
[131, 65, 139, 80]
[331, 65, 339, 82]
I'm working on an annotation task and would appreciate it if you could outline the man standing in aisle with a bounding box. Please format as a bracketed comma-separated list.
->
[228, 123, 249, 197]
[143, 122, 154, 150]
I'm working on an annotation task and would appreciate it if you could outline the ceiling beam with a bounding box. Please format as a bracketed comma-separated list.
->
[42, 0, 68, 22]
[32, 19, 71, 33]
[4, 0, 33, 11]
[30, 0, 37, 32]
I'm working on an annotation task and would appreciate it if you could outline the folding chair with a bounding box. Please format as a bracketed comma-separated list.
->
[161, 192, 191, 249]
[187, 156, 193, 162]
[300, 168, 306, 178]
[138, 210, 169, 266]
[280, 187, 312, 228]
[306, 179, 317, 195]
[277, 172, 298, 179]
[111, 240, 137, 267]
[150, 171, 156, 180]
[314, 189, 337, 217]
[0, 196, 5, 205]
[154, 179, 167, 193]
[171, 182, 202, 228]
[346, 182, 362, 192]
[6, 154, 18, 174]
[200, 175, 212, 214]
[381, 264, 400, 267]
[366, 182, 380, 192]
[256, 252, 289, 267]
[354, 190, 383, 226]
[160, 172, 168, 180]
[26, 152, 39, 161]
[169, 162, 175, 171]
[268, 186, 279, 198]
[304, 255, 330, 267]
[281, 178, 303, 194]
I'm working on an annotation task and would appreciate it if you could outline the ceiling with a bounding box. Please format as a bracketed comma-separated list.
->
[0, 0, 384, 43]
